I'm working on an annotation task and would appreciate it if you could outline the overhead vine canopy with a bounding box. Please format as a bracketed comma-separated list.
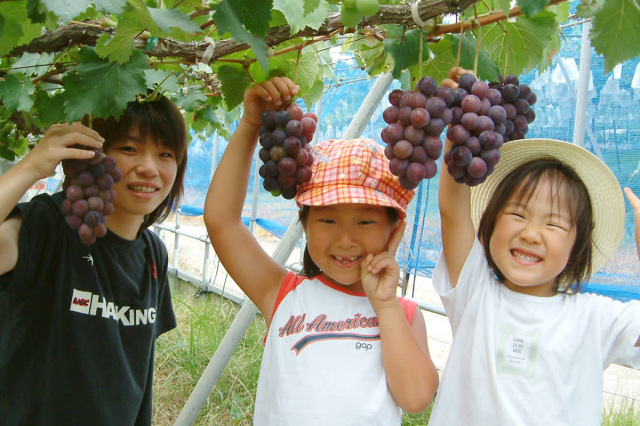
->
[0, 0, 638, 160]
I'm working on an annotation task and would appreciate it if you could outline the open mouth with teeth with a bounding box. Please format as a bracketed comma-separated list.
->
[333, 255, 360, 265]
[128, 185, 159, 193]
[511, 249, 541, 264]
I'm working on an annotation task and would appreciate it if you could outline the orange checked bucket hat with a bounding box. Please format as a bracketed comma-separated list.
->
[296, 138, 415, 219]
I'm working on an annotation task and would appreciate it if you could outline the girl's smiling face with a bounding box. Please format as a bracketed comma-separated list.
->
[489, 177, 577, 297]
[105, 125, 178, 225]
[303, 204, 396, 293]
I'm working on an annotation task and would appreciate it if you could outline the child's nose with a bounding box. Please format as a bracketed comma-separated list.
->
[335, 226, 357, 246]
[520, 223, 542, 243]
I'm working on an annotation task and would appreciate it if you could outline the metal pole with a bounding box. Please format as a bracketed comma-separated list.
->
[175, 72, 394, 426]
[573, 20, 593, 148]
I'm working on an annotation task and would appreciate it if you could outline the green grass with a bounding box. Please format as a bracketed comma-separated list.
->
[153, 277, 636, 425]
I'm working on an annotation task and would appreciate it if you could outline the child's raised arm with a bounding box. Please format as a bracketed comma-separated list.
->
[624, 187, 640, 261]
[438, 72, 477, 287]
[0, 123, 103, 275]
[361, 221, 439, 412]
[204, 77, 299, 325]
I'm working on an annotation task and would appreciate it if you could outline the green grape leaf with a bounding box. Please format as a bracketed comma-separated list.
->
[41, 0, 91, 23]
[61, 48, 149, 122]
[0, 74, 35, 112]
[480, 11, 558, 76]
[383, 28, 422, 79]
[217, 65, 253, 110]
[410, 36, 457, 84]
[303, 0, 322, 15]
[295, 52, 321, 98]
[274, 0, 329, 34]
[147, 7, 202, 36]
[145, 69, 180, 94]
[302, 78, 324, 112]
[450, 34, 501, 82]
[214, 0, 270, 72]
[172, 88, 207, 112]
[27, 0, 48, 23]
[0, 2, 45, 56]
[95, 12, 145, 63]
[94, 0, 127, 15]
[10, 53, 56, 77]
[214, 0, 272, 38]
[516, 0, 551, 18]
[589, 0, 640, 73]
[34, 90, 67, 127]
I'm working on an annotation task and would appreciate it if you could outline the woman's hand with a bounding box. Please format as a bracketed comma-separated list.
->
[360, 221, 406, 304]
[241, 76, 300, 127]
[22, 122, 104, 181]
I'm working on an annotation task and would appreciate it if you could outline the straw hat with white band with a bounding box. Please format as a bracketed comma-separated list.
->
[469, 138, 625, 274]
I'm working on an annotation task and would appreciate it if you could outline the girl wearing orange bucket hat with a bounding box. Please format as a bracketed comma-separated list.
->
[205, 76, 438, 424]
[429, 132, 640, 425]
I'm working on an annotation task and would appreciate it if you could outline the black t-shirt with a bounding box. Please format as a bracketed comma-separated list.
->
[0, 192, 176, 425]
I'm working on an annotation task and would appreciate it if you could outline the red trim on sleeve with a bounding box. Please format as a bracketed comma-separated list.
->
[397, 297, 418, 325]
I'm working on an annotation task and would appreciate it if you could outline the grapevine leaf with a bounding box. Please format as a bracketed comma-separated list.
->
[94, 0, 126, 15]
[27, 0, 48, 23]
[516, 0, 551, 18]
[145, 69, 180, 94]
[274, 0, 329, 33]
[450, 34, 501, 82]
[41, 0, 91, 23]
[0, 2, 45, 56]
[0, 74, 35, 112]
[410, 36, 457, 84]
[383, 28, 422, 79]
[10, 53, 56, 77]
[172, 88, 207, 112]
[147, 7, 202, 37]
[214, 0, 272, 38]
[589, 0, 640, 73]
[61, 48, 149, 122]
[218, 65, 253, 110]
[302, 78, 325, 111]
[295, 52, 321, 98]
[214, 0, 270, 72]
[95, 12, 144, 63]
[480, 12, 557, 76]
[303, 0, 321, 15]
[34, 91, 67, 127]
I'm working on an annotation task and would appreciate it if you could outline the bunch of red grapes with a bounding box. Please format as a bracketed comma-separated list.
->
[258, 103, 318, 200]
[380, 76, 454, 190]
[62, 148, 122, 246]
[444, 72, 536, 186]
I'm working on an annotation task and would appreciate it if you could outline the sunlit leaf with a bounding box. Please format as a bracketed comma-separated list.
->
[274, 0, 329, 33]
[0, 74, 35, 112]
[589, 0, 640, 73]
[62, 48, 149, 121]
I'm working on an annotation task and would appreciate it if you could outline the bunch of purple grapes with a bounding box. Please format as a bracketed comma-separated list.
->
[380, 76, 454, 190]
[490, 74, 537, 142]
[258, 103, 318, 200]
[61, 148, 122, 246]
[443, 72, 537, 186]
[443, 73, 507, 186]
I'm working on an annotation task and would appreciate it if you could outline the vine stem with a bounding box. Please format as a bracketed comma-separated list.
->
[426, 0, 566, 42]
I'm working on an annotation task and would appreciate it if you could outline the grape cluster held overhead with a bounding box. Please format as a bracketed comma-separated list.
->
[381, 70, 537, 189]
[258, 103, 318, 200]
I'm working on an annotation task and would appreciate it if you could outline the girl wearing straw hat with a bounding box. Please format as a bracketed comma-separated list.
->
[429, 134, 640, 425]
[205, 76, 438, 425]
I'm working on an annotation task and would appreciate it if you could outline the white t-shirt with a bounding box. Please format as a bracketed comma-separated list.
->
[428, 238, 640, 426]
[254, 272, 417, 426]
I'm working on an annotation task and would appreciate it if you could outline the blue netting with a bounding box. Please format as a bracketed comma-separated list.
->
[180, 8, 640, 301]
